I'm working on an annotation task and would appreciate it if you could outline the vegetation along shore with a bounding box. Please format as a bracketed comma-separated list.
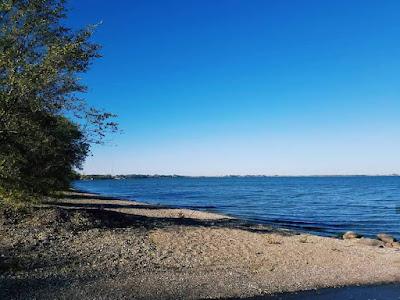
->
[1, 191, 399, 299]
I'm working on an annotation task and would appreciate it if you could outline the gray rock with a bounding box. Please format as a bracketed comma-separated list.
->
[377, 233, 396, 244]
[357, 238, 384, 247]
[343, 231, 360, 239]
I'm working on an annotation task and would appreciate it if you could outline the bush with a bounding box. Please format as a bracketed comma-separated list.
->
[0, 0, 117, 205]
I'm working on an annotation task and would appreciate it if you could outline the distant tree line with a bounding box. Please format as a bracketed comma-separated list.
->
[0, 0, 117, 205]
[79, 174, 185, 180]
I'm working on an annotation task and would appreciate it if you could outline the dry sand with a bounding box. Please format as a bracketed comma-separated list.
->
[1, 191, 399, 299]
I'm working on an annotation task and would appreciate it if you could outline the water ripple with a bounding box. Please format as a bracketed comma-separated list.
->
[74, 176, 400, 239]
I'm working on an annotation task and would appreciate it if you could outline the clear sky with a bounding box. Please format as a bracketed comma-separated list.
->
[67, 0, 400, 176]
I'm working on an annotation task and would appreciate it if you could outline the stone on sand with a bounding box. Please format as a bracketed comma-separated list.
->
[356, 238, 384, 247]
[377, 233, 396, 244]
[343, 231, 360, 240]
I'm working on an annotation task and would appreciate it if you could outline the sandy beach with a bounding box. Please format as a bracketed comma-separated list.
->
[1, 191, 400, 299]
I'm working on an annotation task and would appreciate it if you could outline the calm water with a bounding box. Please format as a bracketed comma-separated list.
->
[73, 176, 400, 239]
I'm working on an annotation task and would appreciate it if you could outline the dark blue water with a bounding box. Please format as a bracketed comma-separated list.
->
[227, 283, 400, 300]
[73, 176, 400, 239]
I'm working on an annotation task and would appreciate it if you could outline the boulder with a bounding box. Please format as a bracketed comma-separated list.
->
[389, 242, 400, 249]
[343, 231, 360, 240]
[357, 238, 384, 247]
[377, 233, 396, 244]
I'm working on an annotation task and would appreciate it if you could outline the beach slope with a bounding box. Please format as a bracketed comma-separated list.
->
[1, 191, 399, 299]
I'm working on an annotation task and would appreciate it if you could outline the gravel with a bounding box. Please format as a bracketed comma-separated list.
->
[1, 192, 399, 299]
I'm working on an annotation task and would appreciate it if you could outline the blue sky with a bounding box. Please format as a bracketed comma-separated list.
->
[67, 0, 400, 175]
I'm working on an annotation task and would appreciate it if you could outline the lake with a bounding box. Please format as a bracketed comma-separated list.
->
[73, 176, 400, 239]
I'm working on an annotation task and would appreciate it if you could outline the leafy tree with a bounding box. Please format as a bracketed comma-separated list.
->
[0, 0, 117, 204]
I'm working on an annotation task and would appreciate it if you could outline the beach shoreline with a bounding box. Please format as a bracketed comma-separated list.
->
[1, 190, 399, 299]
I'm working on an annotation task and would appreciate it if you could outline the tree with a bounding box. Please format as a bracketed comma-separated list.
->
[0, 0, 117, 204]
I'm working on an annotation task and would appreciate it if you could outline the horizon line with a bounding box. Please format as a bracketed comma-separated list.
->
[79, 173, 400, 177]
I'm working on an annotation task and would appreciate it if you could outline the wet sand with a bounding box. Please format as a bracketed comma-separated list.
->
[1, 191, 399, 299]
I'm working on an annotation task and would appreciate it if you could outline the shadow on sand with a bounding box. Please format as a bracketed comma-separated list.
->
[43, 197, 295, 236]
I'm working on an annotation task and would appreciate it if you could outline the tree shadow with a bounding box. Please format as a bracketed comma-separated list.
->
[44, 201, 165, 210]
[41, 199, 295, 236]
[53, 192, 123, 201]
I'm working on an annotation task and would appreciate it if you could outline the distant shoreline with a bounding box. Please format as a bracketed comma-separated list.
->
[78, 174, 400, 180]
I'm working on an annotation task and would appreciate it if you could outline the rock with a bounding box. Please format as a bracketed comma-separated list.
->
[377, 233, 396, 244]
[343, 231, 360, 239]
[389, 242, 400, 249]
[357, 238, 384, 247]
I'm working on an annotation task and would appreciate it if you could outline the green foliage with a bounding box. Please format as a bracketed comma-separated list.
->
[1, 113, 89, 195]
[0, 0, 117, 205]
